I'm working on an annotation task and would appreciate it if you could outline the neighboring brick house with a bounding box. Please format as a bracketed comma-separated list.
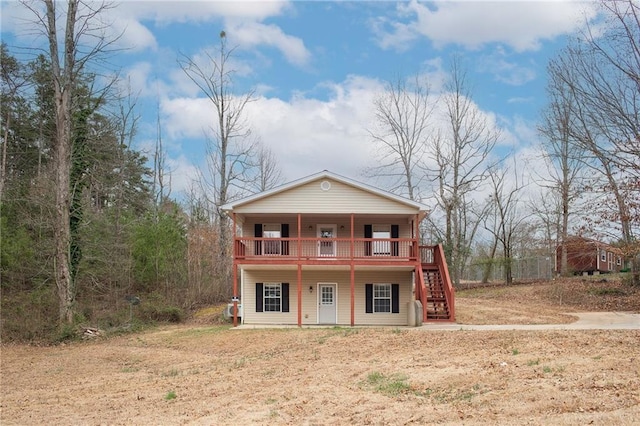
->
[556, 236, 624, 275]
[222, 170, 455, 326]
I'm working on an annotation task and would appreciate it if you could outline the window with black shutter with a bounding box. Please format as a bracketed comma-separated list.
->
[256, 282, 289, 313]
[365, 283, 399, 314]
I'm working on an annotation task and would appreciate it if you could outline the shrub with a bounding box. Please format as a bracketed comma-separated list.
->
[138, 293, 185, 323]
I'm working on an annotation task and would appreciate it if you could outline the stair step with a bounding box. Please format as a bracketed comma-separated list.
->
[420, 264, 452, 320]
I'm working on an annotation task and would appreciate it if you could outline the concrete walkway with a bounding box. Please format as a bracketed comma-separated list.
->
[417, 311, 640, 331]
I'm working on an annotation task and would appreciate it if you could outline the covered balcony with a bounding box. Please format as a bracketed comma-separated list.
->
[233, 236, 419, 264]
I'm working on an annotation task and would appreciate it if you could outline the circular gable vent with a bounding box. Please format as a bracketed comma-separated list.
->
[320, 180, 331, 191]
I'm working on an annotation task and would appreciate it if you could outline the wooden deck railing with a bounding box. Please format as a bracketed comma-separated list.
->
[234, 237, 419, 261]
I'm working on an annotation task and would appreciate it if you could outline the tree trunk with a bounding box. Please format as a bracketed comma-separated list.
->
[52, 87, 73, 323]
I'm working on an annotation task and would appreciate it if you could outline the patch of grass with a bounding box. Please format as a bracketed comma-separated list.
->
[365, 371, 411, 396]
[262, 369, 276, 377]
[163, 368, 180, 377]
[234, 357, 246, 368]
[589, 287, 627, 296]
[413, 385, 481, 403]
[542, 365, 565, 374]
[511, 348, 520, 355]
[317, 327, 358, 344]
[173, 326, 230, 338]
[121, 367, 140, 373]
[165, 390, 177, 401]
[527, 359, 540, 366]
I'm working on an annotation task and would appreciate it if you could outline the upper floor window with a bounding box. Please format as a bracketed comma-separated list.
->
[601, 250, 606, 261]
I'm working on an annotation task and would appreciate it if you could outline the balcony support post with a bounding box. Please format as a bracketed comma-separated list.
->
[297, 262, 302, 327]
[350, 213, 355, 326]
[232, 211, 238, 327]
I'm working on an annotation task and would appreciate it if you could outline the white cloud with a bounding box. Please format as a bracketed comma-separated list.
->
[160, 75, 383, 182]
[113, 1, 309, 67]
[116, 1, 290, 25]
[161, 97, 215, 140]
[165, 154, 201, 199]
[376, 0, 599, 52]
[477, 49, 538, 86]
[109, 16, 158, 52]
[225, 21, 311, 67]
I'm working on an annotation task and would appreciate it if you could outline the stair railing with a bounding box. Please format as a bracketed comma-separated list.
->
[433, 243, 455, 321]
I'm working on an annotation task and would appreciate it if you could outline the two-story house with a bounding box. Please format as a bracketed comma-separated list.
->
[222, 171, 455, 327]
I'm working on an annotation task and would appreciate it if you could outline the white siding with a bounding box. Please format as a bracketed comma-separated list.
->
[234, 178, 418, 215]
[242, 269, 413, 326]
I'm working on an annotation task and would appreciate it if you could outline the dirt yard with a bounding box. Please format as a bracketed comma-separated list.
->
[2, 279, 640, 425]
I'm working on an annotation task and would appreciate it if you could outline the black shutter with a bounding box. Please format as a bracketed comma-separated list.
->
[281, 283, 290, 312]
[391, 225, 399, 257]
[256, 283, 264, 312]
[392, 284, 399, 313]
[254, 224, 263, 255]
[364, 225, 372, 256]
[281, 224, 289, 256]
[365, 283, 373, 313]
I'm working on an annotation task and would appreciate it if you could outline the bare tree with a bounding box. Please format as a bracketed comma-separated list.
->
[484, 162, 529, 285]
[0, 43, 29, 200]
[21, 0, 118, 324]
[548, 0, 640, 283]
[179, 31, 258, 289]
[537, 64, 586, 276]
[152, 98, 171, 210]
[252, 143, 284, 192]
[426, 57, 500, 286]
[367, 73, 434, 201]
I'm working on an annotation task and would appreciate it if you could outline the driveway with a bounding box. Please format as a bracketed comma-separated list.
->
[418, 311, 640, 331]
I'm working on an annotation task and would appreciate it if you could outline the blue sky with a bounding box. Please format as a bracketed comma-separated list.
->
[1, 0, 601, 198]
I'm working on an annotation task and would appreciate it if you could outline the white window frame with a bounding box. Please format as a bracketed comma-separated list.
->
[373, 283, 392, 313]
[601, 250, 606, 261]
[263, 283, 282, 312]
[373, 224, 391, 256]
[617, 256, 622, 266]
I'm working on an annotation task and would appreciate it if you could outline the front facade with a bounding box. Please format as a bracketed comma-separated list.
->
[223, 171, 455, 327]
[557, 236, 625, 275]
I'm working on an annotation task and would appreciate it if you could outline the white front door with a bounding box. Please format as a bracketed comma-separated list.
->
[318, 283, 337, 324]
[317, 224, 337, 257]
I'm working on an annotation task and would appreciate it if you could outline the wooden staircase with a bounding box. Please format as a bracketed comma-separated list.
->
[417, 244, 455, 322]
[422, 266, 451, 320]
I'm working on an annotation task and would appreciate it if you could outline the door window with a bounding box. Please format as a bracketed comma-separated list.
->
[263, 224, 281, 255]
[373, 225, 391, 255]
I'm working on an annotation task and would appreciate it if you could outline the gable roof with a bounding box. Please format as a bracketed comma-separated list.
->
[221, 170, 429, 216]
